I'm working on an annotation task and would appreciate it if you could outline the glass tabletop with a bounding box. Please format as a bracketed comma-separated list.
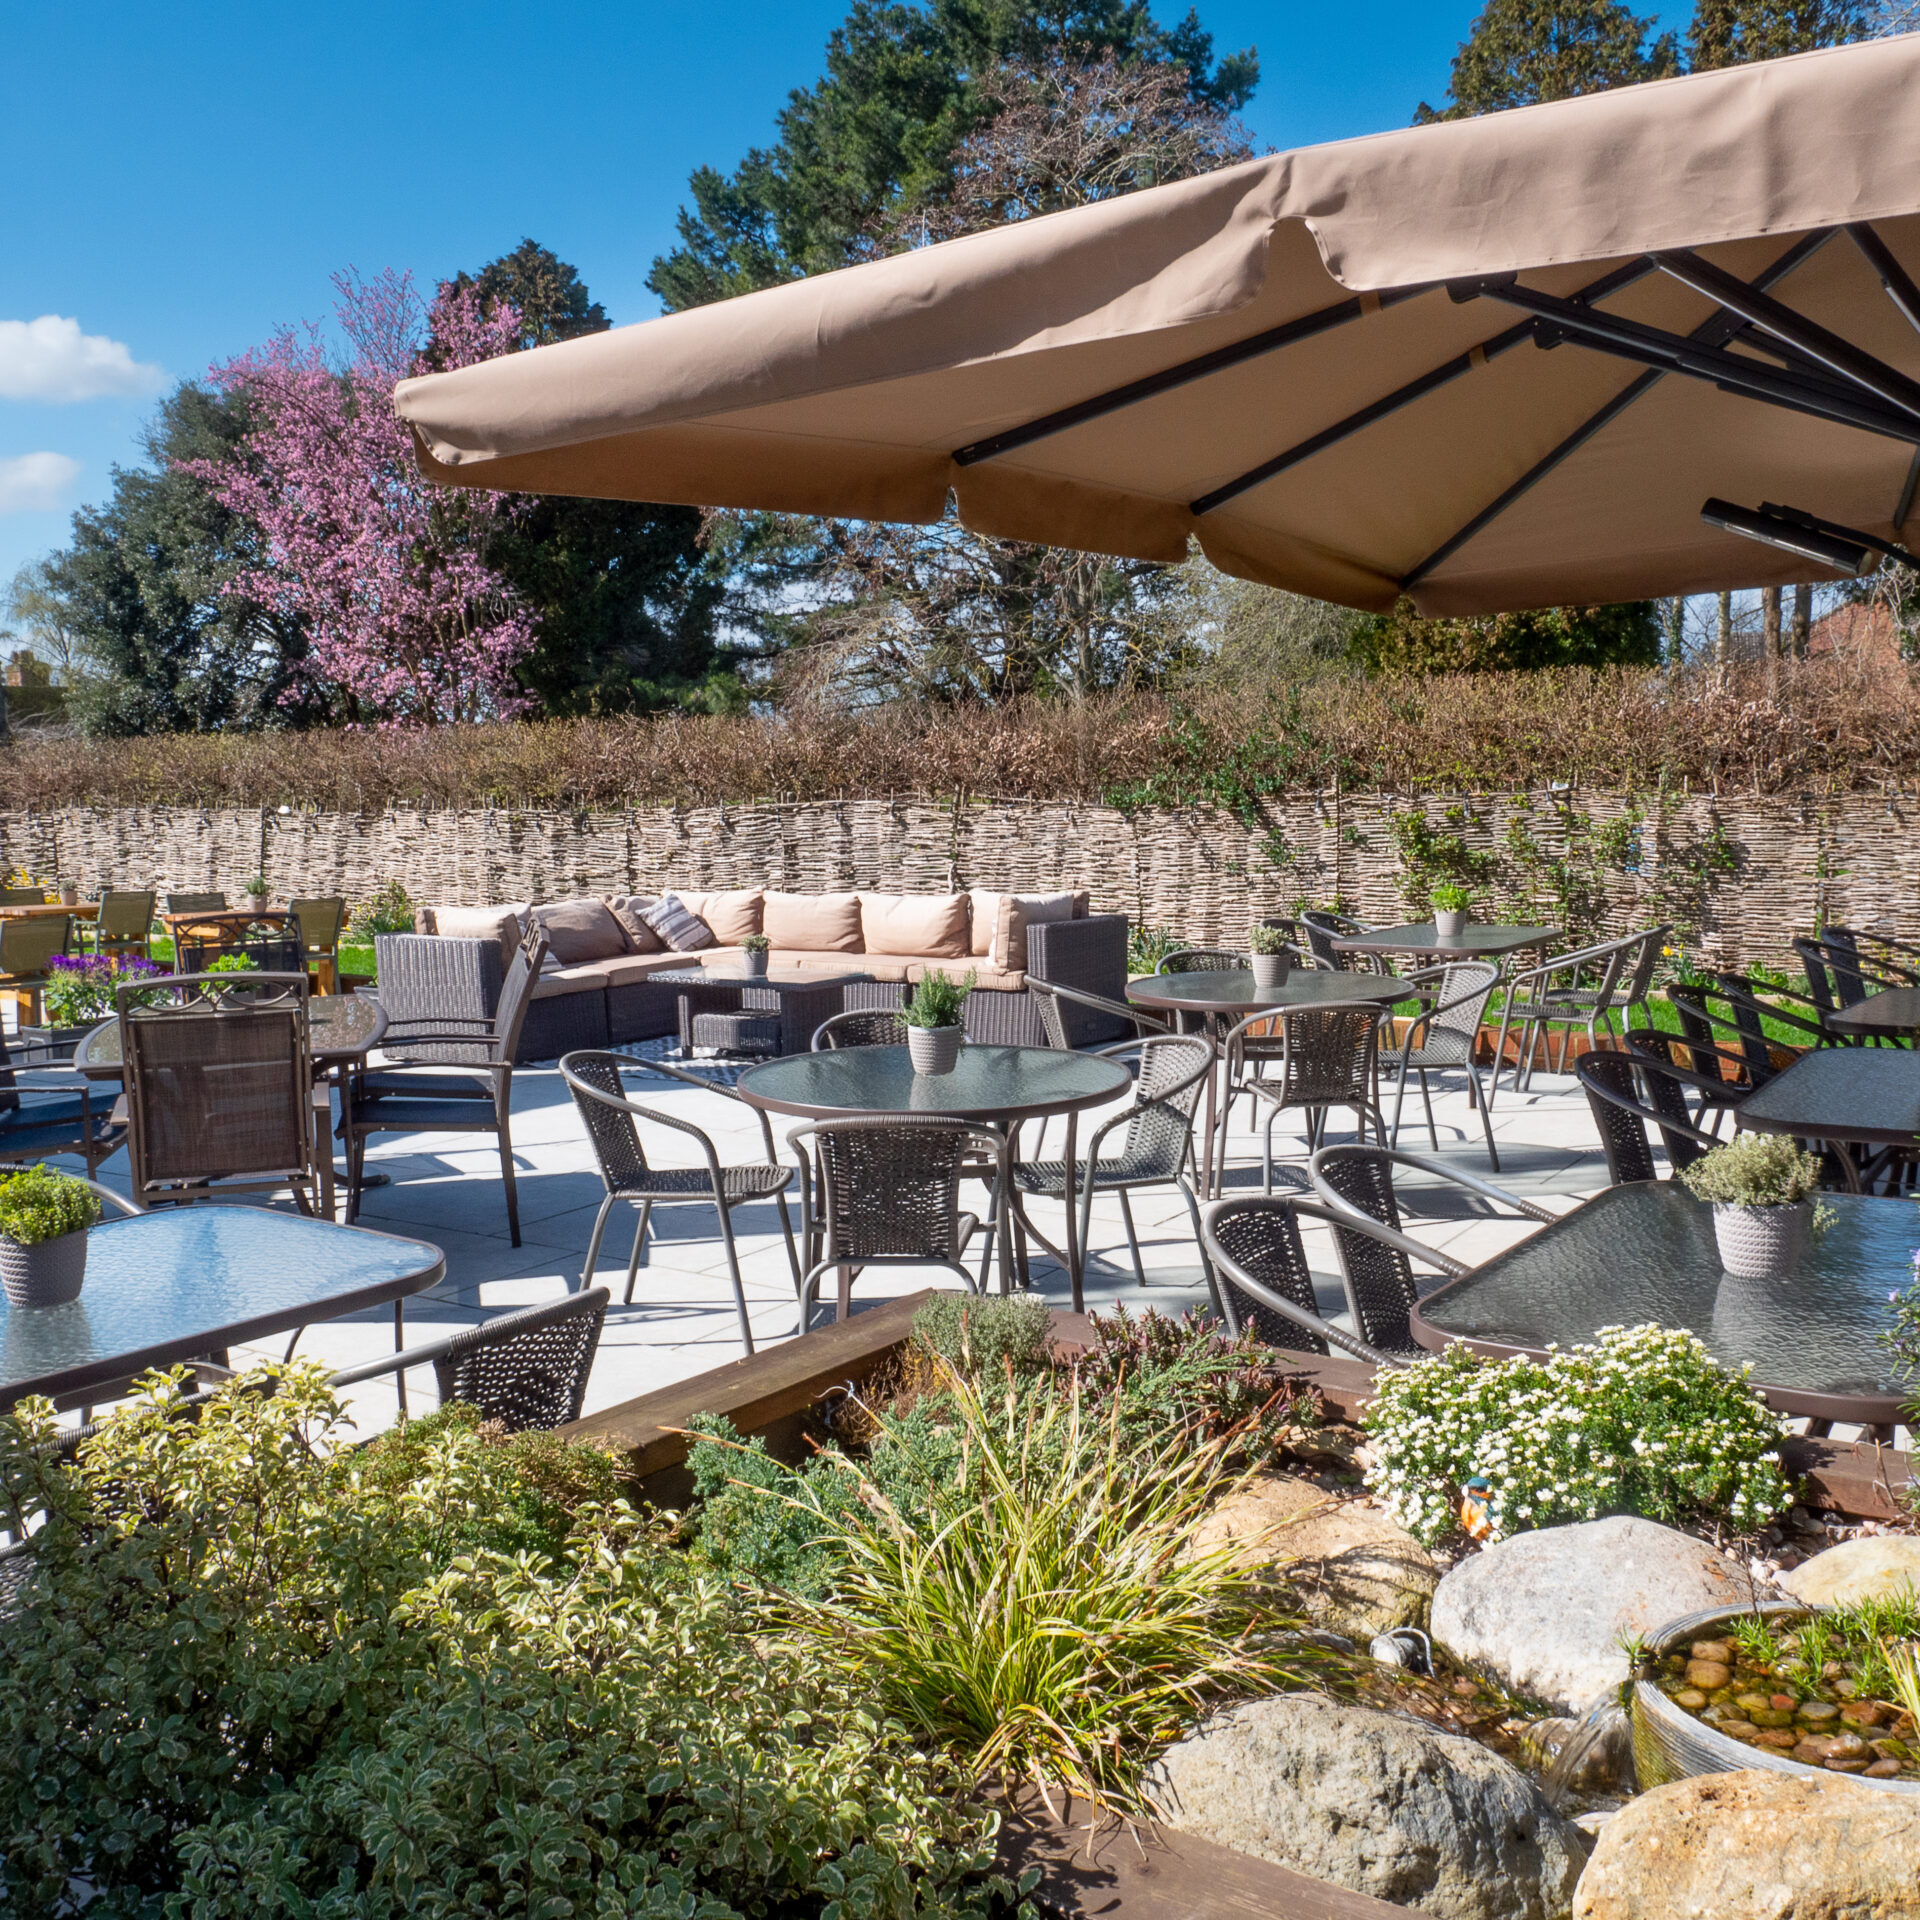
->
[76, 993, 388, 1072]
[737, 1044, 1132, 1120]
[1332, 923, 1559, 957]
[1127, 969, 1403, 1014]
[1, 1207, 445, 1407]
[1829, 987, 1920, 1037]
[1737, 1048, 1920, 1144]
[1412, 1182, 1917, 1419]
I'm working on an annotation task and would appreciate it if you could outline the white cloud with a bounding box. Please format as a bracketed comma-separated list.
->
[0, 452, 83, 515]
[0, 316, 163, 402]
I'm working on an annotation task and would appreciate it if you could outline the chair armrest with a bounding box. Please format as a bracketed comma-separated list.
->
[1308, 1145, 1558, 1226]
[77, 1176, 143, 1218]
[329, 1289, 613, 1391]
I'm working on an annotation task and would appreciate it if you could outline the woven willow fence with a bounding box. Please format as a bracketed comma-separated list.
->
[3, 790, 1915, 961]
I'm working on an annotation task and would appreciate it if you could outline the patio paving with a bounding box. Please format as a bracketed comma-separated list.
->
[56, 1038, 1907, 1450]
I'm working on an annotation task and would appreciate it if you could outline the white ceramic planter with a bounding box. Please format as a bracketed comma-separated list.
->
[1711, 1200, 1812, 1278]
[1434, 909, 1470, 940]
[1250, 950, 1292, 990]
[907, 1023, 963, 1075]
[0, 1229, 88, 1308]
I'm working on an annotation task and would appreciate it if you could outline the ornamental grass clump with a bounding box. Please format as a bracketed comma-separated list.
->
[1364, 1323, 1794, 1547]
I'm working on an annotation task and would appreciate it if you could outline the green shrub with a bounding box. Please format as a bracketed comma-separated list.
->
[1364, 1323, 1795, 1546]
[909, 1292, 1053, 1381]
[204, 951, 259, 974]
[346, 879, 415, 942]
[1248, 922, 1289, 955]
[902, 967, 974, 1029]
[0, 1367, 1007, 1917]
[0, 1165, 101, 1245]
[1127, 923, 1179, 974]
[1679, 1132, 1823, 1207]
[1429, 882, 1471, 912]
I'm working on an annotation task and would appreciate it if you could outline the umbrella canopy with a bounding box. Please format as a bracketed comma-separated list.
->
[395, 37, 1920, 615]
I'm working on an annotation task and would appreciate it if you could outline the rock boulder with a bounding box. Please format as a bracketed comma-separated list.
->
[1573, 1769, 1920, 1920]
[1191, 1471, 1440, 1638]
[1147, 1691, 1587, 1920]
[1782, 1535, 1920, 1610]
[1431, 1516, 1771, 1712]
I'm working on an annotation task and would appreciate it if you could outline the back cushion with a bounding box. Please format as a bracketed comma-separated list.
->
[1006, 892, 1078, 972]
[640, 892, 716, 952]
[968, 890, 1008, 961]
[857, 892, 971, 958]
[429, 906, 523, 975]
[763, 890, 863, 952]
[605, 895, 665, 953]
[527, 897, 632, 964]
[679, 887, 764, 944]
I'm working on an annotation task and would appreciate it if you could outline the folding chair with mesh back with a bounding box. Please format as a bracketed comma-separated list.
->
[1576, 1049, 1720, 1186]
[1221, 999, 1389, 1192]
[165, 892, 227, 917]
[118, 971, 330, 1216]
[342, 935, 545, 1246]
[787, 1115, 1010, 1332]
[329, 1288, 611, 1433]
[91, 890, 156, 960]
[559, 1049, 800, 1355]
[289, 897, 347, 994]
[0, 887, 48, 906]
[1307, 1143, 1558, 1357]
[1009, 1031, 1216, 1315]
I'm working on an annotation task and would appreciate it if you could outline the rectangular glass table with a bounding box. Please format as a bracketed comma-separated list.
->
[1735, 1048, 1920, 1192]
[1409, 1181, 1917, 1432]
[0, 1207, 445, 1410]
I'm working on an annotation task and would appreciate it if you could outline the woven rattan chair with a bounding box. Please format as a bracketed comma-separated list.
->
[0, 1027, 121, 1176]
[1576, 1050, 1719, 1185]
[812, 1008, 909, 1049]
[289, 897, 347, 994]
[1156, 948, 1245, 975]
[1201, 1195, 1421, 1364]
[1308, 1143, 1557, 1356]
[119, 971, 330, 1214]
[1710, 969, 1828, 1064]
[788, 1115, 1009, 1330]
[1009, 1032, 1215, 1315]
[0, 912, 72, 1025]
[91, 889, 156, 960]
[341, 935, 545, 1245]
[165, 891, 227, 916]
[1221, 1000, 1388, 1191]
[1028, 978, 1171, 1052]
[173, 912, 304, 977]
[1382, 959, 1501, 1167]
[1299, 908, 1392, 976]
[329, 1288, 611, 1433]
[560, 1049, 799, 1354]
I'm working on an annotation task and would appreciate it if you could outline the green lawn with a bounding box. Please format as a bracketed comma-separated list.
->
[146, 936, 378, 982]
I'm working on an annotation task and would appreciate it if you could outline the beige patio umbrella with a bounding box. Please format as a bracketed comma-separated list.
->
[396, 36, 1920, 615]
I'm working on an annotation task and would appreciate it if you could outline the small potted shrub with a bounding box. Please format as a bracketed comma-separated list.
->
[740, 932, 772, 979]
[58, 881, 80, 907]
[1248, 922, 1292, 991]
[242, 873, 270, 904]
[1430, 883, 1472, 940]
[1679, 1132, 1824, 1278]
[0, 1165, 103, 1308]
[903, 967, 974, 1075]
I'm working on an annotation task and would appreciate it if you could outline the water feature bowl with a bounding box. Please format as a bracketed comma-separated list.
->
[1631, 1604, 1920, 1798]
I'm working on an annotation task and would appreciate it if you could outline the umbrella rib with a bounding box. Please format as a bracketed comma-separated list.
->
[1401, 231, 1837, 590]
[1847, 223, 1920, 342]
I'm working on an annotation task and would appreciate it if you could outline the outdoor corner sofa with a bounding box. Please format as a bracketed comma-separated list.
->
[370, 886, 1132, 1064]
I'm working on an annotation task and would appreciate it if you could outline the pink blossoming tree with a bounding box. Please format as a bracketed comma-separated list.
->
[193, 269, 533, 725]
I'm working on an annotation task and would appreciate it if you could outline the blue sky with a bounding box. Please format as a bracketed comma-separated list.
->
[0, 0, 1689, 589]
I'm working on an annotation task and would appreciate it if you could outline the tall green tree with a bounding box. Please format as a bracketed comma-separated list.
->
[1417, 0, 1680, 119]
[1687, 0, 1870, 66]
[50, 384, 316, 734]
[446, 241, 738, 715]
[648, 2, 1257, 311]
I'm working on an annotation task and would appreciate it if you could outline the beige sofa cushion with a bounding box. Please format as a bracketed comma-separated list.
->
[763, 890, 862, 951]
[761, 948, 914, 984]
[857, 891, 969, 958]
[604, 895, 665, 953]
[906, 959, 1022, 993]
[1004, 891, 1081, 971]
[426, 905, 523, 973]
[679, 887, 763, 943]
[528, 897, 631, 964]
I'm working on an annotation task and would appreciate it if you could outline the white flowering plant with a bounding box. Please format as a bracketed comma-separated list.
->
[1363, 1324, 1795, 1547]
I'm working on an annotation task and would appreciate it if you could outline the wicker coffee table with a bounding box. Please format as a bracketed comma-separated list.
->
[654, 967, 872, 1058]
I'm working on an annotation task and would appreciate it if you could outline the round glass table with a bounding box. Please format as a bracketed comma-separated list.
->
[737, 1044, 1133, 1314]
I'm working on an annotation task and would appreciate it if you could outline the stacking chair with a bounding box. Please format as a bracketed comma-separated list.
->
[788, 1115, 1008, 1331]
[1308, 1143, 1558, 1355]
[289, 896, 347, 994]
[1487, 930, 1641, 1096]
[1710, 968, 1829, 1063]
[1009, 1032, 1215, 1314]
[1221, 1000, 1388, 1191]
[329, 1288, 610, 1433]
[0, 1027, 121, 1176]
[1381, 959, 1501, 1168]
[0, 912, 73, 1026]
[1299, 908, 1390, 976]
[91, 889, 156, 960]
[341, 935, 545, 1245]
[1577, 1050, 1719, 1186]
[812, 1008, 908, 1049]
[174, 912, 304, 977]
[165, 891, 227, 916]
[1156, 948, 1245, 974]
[119, 971, 330, 1215]
[0, 886, 48, 905]
[1663, 982, 1768, 1122]
[560, 1049, 800, 1354]
[1611, 925, 1673, 1036]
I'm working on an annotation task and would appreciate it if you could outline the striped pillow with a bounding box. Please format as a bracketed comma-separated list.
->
[640, 891, 715, 952]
